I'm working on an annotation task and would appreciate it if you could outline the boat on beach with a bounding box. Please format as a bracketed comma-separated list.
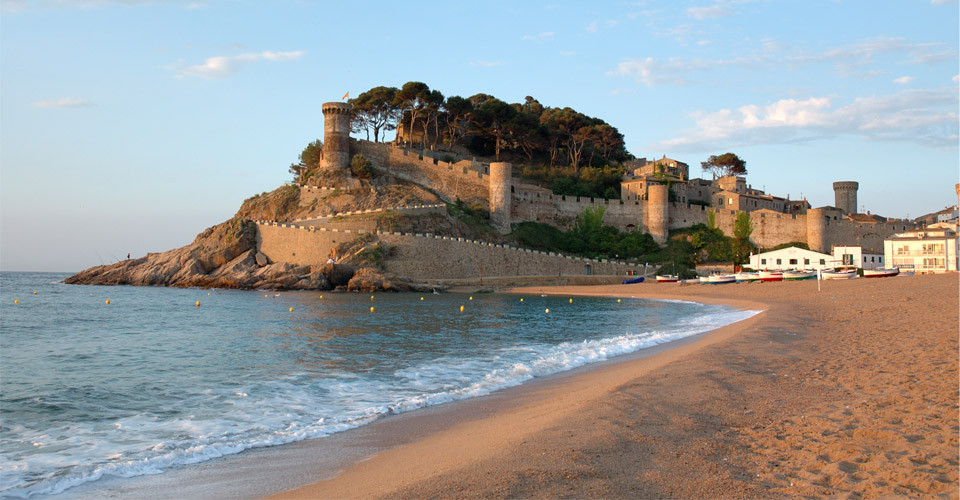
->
[656, 275, 679, 283]
[863, 268, 900, 278]
[821, 269, 857, 280]
[783, 270, 817, 280]
[621, 276, 645, 284]
[734, 272, 759, 282]
[706, 274, 736, 284]
[758, 270, 784, 282]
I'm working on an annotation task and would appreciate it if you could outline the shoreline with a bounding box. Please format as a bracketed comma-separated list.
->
[272, 274, 958, 499]
[268, 284, 768, 499]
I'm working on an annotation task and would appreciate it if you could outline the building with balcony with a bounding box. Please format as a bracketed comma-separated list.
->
[884, 228, 959, 273]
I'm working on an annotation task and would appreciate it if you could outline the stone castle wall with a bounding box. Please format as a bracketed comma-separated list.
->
[352, 140, 490, 202]
[255, 221, 639, 279]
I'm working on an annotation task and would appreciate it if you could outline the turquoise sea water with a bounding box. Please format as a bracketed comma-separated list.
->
[0, 272, 757, 498]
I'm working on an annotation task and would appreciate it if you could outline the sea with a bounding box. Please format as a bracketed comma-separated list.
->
[0, 271, 758, 498]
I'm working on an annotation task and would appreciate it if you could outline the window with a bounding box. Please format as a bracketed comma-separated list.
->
[789, 259, 797, 265]
[761, 258, 767, 264]
[843, 254, 854, 265]
[864, 256, 867, 262]
[871, 256, 875, 262]
[728, 197, 734, 205]
[819, 259, 826, 265]
[776, 259, 782, 265]
[804, 259, 810, 265]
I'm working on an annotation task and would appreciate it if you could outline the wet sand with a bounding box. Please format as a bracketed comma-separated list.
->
[273, 273, 958, 499]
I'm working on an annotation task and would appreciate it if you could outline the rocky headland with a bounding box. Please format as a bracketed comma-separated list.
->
[64, 181, 454, 293]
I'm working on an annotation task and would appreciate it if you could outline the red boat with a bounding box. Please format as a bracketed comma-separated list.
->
[759, 270, 783, 282]
[655, 275, 679, 283]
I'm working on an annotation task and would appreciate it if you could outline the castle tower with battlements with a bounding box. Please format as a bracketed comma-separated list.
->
[321, 102, 353, 171]
[833, 181, 859, 214]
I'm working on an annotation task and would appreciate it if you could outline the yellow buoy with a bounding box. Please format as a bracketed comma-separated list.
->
[370, 295, 375, 300]
[420, 296, 424, 301]
[105, 299, 110, 305]
[460, 305, 465, 312]
[207, 292, 211, 296]
[617, 298, 621, 303]
[265, 294, 269, 298]
[520, 298, 524, 302]
[370, 306, 375, 312]
[33, 291, 38, 295]
[289, 307, 294, 312]
[14, 299, 19, 304]
[469, 296, 473, 301]
[195, 301, 200, 307]
[569, 298, 573, 303]
[545, 308, 550, 314]
[320, 295, 323, 298]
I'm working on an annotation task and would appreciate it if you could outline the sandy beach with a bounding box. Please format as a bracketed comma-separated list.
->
[273, 273, 958, 499]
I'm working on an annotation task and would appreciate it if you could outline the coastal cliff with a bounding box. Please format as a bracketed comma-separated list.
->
[64, 185, 432, 292]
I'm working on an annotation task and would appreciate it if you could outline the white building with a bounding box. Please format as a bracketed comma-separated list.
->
[884, 228, 959, 274]
[832, 245, 885, 270]
[748, 246, 838, 271]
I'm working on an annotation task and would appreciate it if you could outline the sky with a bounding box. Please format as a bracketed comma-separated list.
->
[1, 0, 958, 272]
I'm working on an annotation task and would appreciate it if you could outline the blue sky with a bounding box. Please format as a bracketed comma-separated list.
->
[1, 0, 957, 272]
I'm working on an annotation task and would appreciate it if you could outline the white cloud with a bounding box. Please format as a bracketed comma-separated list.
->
[170, 50, 304, 79]
[33, 97, 92, 108]
[688, 4, 732, 19]
[893, 76, 915, 85]
[953, 75, 959, 83]
[612, 36, 956, 87]
[652, 89, 958, 151]
[931, 0, 956, 4]
[585, 21, 599, 33]
[521, 32, 554, 42]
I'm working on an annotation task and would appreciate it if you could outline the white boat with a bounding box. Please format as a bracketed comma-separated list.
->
[783, 270, 817, 280]
[699, 276, 710, 284]
[821, 270, 856, 280]
[759, 270, 784, 282]
[863, 268, 899, 278]
[707, 274, 736, 284]
[734, 272, 759, 282]
[656, 275, 679, 283]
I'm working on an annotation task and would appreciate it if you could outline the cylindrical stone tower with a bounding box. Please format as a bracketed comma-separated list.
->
[646, 184, 669, 246]
[806, 208, 827, 253]
[321, 102, 353, 171]
[489, 162, 512, 233]
[833, 181, 858, 214]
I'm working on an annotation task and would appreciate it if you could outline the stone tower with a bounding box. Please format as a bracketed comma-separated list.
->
[489, 162, 512, 233]
[806, 207, 827, 253]
[646, 184, 669, 245]
[833, 181, 859, 214]
[321, 102, 352, 171]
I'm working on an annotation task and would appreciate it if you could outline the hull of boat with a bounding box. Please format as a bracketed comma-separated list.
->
[655, 275, 678, 283]
[863, 269, 899, 278]
[759, 271, 783, 282]
[707, 274, 736, 284]
[783, 271, 817, 280]
[734, 272, 759, 282]
[821, 271, 856, 280]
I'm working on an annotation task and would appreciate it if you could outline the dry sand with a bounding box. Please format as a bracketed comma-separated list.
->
[273, 273, 958, 499]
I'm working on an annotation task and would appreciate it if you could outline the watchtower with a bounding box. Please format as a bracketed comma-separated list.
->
[321, 102, 352, 171]
[833, 181, 858, 214]
[646, 184, 669, 245]
[489, 162, 512, 233]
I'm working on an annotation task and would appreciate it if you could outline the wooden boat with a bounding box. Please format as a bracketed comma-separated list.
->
[734, 272, 759, 282]
[863, 268, 899, 278]
[783, 270, 817, 280]
[655, 275, 679, 283]
[821, 270, 857, 280]
[707, 274, 736, 284]
[758, 270, 783, 282]
[621, 276, 645, 284]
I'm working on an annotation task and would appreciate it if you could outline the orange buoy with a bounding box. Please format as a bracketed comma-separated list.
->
[105, 299, 110, 305]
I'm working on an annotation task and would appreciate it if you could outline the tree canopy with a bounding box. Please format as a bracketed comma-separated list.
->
[701, 152, 747, 178]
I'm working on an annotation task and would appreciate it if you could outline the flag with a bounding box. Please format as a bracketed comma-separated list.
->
[342, 92, 349, 100]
